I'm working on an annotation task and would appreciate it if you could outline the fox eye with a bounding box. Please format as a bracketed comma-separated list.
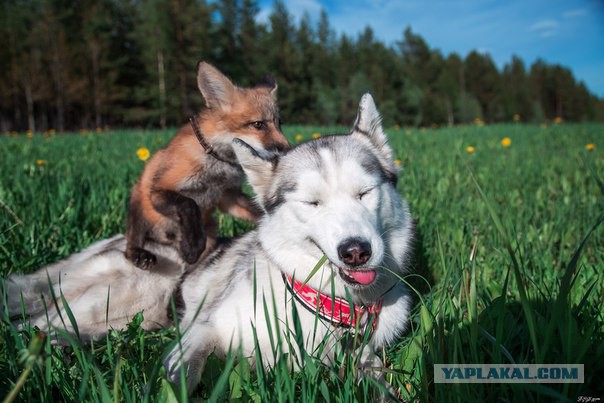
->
[251, 121, 266, 130]
[305, 200, 320, 207]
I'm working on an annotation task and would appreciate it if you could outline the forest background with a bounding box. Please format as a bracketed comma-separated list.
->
[2, 0, 604, 133]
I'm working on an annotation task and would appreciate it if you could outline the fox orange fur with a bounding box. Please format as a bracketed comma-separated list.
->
[125, 62, 289, 270]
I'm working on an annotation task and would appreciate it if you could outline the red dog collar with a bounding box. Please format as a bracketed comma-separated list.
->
[282, 273, 382, 335]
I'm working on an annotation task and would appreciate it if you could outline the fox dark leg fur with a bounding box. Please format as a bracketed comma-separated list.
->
[126, 189, 206, 270]
[150, 189, 206, 265]
[125, 192, 158, 270]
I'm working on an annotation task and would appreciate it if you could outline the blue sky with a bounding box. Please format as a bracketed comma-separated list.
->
[257, 0, 604, 97]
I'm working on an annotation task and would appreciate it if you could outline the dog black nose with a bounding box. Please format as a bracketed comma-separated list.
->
[337, 238, 371, 267]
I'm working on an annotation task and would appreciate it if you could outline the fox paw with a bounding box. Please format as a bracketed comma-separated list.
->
[126, 247, 157, 270]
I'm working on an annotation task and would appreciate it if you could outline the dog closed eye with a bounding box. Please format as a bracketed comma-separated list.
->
[357, 187, 375, 200]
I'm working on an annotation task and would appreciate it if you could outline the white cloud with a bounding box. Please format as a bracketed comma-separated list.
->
[563, 8, 587, 18]
[540, 30, 556, 38]
[528, 19, 559, 31]
[528, 19, 559, 38]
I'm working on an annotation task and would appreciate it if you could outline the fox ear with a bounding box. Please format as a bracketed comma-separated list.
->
[351, 93, 394, 163]
[265, 75, 278, 99]
[197, 61, 236, 110]
[232, 139, 276, 199]
[255, 75, 278, 100]
[270, 82, 278, 98]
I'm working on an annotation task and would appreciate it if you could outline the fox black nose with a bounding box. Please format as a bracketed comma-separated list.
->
[337, 238, 371, 267]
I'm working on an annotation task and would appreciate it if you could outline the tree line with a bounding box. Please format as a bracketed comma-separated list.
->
[2, 0, 603, 132]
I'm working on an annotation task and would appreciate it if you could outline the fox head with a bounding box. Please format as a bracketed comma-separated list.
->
[197, 61, 289, 153]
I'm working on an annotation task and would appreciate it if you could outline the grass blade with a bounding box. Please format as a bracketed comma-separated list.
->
[301, 255, 328, 285]
[470, 171, 540, 360]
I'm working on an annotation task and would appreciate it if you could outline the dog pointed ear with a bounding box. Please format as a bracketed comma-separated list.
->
[232, 138, 275, 197]
[197, 61, 236, 110]
[351, 93, 395, 163]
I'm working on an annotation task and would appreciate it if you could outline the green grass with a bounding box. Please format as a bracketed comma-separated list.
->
[0, 124, 603, 402]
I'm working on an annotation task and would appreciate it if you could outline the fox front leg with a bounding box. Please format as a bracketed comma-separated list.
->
[126, 195, 158, 270]
[151, 189, 206, 264]
[218, 188, 263, 222]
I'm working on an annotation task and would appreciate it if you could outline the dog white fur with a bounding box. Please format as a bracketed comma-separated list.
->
[4, 94, 414, 394]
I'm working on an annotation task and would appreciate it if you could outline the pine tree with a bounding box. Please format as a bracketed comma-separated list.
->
[464, 51, 502, 122]
[502, 56, 533, 122]
[266, 0, 299, 121]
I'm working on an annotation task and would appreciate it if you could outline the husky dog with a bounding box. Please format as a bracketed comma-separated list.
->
[4, 94, 414, 395]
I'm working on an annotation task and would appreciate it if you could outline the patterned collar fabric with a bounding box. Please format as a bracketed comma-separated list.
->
[282, 273, 382, 337]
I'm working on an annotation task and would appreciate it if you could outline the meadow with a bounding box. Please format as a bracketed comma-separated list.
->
[0, 123, 602, 402]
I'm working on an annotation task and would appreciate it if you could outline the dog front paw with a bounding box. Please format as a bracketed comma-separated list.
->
[164, 352, 183, 386]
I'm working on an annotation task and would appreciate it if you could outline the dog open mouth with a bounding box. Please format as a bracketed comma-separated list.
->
[338, 267, 377, 286]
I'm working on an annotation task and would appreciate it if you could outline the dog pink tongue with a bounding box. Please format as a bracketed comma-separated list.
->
[345, 269, 376, 285]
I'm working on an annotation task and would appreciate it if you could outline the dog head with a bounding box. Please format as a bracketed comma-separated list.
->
[233, 94, 413, 304]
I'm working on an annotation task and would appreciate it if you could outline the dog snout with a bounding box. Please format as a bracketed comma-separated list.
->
[337, 238, 372, 267]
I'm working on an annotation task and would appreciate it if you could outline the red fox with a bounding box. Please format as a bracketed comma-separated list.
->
[126, 61, 289, 270]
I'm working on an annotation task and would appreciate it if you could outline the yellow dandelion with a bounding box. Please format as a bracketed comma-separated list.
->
[48, 128, 56, 135]
[137, 147, 151, 161]
[405, 129, 412, 136]
[501, 137, 512, 148]
[36, 159, 46, 166]
[585, 143, 595, 151]
[512, 114, 520, 122]
[394, 159, 401, 167]
[466, 146, 476, 154]
[554, 116, 563, 124]
[26, 130, 33, 138]
[295, 134, 303, 142]
[312, 132, 321, 139]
